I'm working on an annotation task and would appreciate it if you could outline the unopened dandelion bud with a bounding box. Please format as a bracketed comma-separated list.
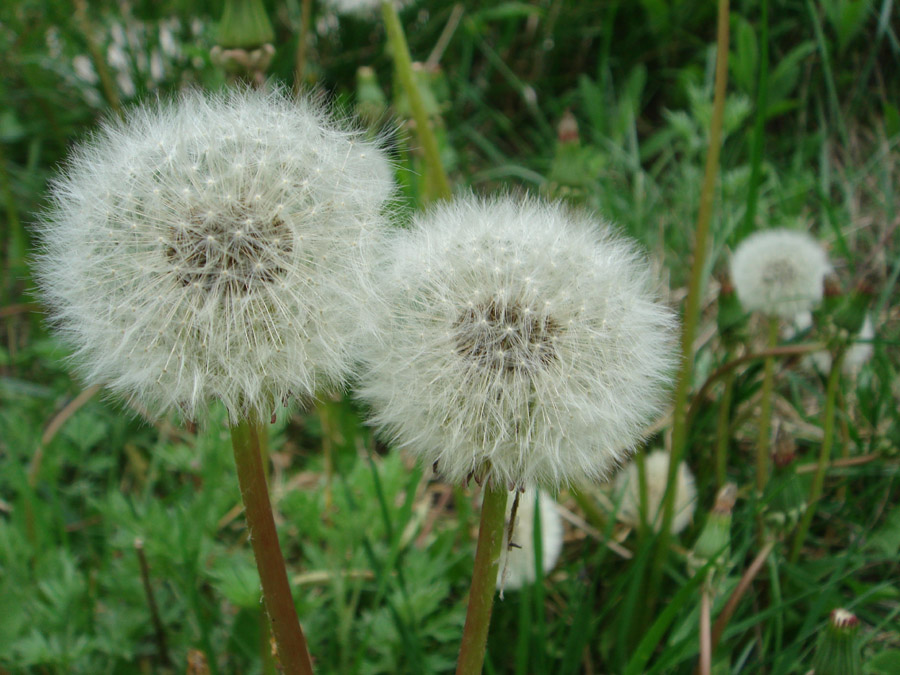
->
[615, 450, 697, 534]
[730, 229, 830, 319]
[812, 608, 862, 675]
[356, 66, 389, 126]
[764, 427, 808, 534]
[557, 110, 580, 145]
[217, 0, 275, 48]
[688, 483, 736, 579]
[359, 195, 677, 491]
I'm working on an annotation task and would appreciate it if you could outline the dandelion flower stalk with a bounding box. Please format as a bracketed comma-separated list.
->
[456, 480, 508, 675]
[231, 417, 314, 675]
[651, 0, 729, 609]
[756, 317, 778, 495]
[381, 0, 452, 202]
[789, 348, 845, 563]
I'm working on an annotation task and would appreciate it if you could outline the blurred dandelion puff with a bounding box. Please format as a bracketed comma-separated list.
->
[614, 450, 697, 534]
[730, 229, 830, 319]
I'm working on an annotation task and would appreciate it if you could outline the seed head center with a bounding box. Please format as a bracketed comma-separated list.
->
[454, 297, 559, 373]
[761, 258, 799, 286]
[164, 201, 292, 295]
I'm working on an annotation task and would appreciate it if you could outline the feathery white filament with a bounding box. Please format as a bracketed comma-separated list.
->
[36, 87, 393, 421]
[359, 196, 677, 490]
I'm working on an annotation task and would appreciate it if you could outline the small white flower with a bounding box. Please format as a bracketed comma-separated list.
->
[614, 450, 696, 534]
[36, 87, 393, 421]
[497, 490, 563, 591]
[730, 229, 830, 319]
[359, 196, 677, 490]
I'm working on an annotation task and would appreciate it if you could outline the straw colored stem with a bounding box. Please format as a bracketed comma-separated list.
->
[756, 317, 779, 495]
[651, 0, 730, 604]
[456, 483, 508, 675]
[231, 417, 314, 675]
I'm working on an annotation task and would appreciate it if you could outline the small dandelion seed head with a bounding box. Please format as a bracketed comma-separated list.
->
[730, 229, 830, 319]
[614, 450, 697, 535]
[35, 86, 394, 422]
[358, 195, 678, 490]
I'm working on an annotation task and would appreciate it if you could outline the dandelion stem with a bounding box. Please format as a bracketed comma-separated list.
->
[456, 481, 508, 675]
[756, 317, 779, 496]
[714, 364, 735, 488]
[699, 585, 712, 675]
[651, 0, 730, 606]
[293, 0, 313, 96]
[381, 1, 452, 202]
[789, 349, 845, 563]
[73, 0, 123, 120]
[231, 417, 314, 675]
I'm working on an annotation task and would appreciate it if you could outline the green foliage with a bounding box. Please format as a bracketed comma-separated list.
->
[2, 0, 899, 672]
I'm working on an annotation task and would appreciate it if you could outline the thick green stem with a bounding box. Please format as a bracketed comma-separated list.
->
[650, 0, 730, 605]
[789, 350, 845, 563]
[381, 1, 452, 202]
[456, 483, 508, 675]
[756, 317, 779, 495]
[231, 417, 314, 675]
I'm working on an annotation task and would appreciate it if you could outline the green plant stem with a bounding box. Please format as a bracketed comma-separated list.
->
[738, 0, 768, 241]
[756, 317, 779, 496]
[293, 0, 313, 96]
[456, 482, 508, 675]
[650, 0, 730, 606]
[231, 417, 314, 675]
[381, 1, 452, 202]
[714, 365, 735, 488]
[789, 349, 845, 564]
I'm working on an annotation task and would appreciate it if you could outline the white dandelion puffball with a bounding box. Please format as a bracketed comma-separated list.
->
[615, 450, 697, 534]
[359, 196, 677, 489]
[730, 229, 830, 319]
[322, 0, 410, 17]
[36, 87, 393, 421]
[497, 490, 564, 591]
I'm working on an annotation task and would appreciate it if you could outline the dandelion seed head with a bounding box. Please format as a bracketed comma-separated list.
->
[615, 450, 697, 534]
[36, 87, 394, 421]
[730, 229, 830, 319]
[359, 196, 677, 490]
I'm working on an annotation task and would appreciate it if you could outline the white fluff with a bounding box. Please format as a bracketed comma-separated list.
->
[358, 196, 677, 490]
[730, 229, 830, 319]
[614, 450, 697, 534]
[497, 490, 564, 591]
[36, 87, 394, 421]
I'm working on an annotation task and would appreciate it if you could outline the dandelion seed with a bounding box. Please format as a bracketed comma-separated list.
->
[36, 87, 393, 421]
[359, 195, 677, 490]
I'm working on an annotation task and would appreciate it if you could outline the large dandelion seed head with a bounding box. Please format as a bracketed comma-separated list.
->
[359, 196, 677, 490]
[614, 450, 697, 535]
[36, 87, 394, 421]
[730, 229, 830, 319]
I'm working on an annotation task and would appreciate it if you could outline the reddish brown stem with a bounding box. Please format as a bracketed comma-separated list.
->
[231, 417, 314, 675]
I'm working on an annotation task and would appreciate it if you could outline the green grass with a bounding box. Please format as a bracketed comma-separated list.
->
[2, 0, 900, 672]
